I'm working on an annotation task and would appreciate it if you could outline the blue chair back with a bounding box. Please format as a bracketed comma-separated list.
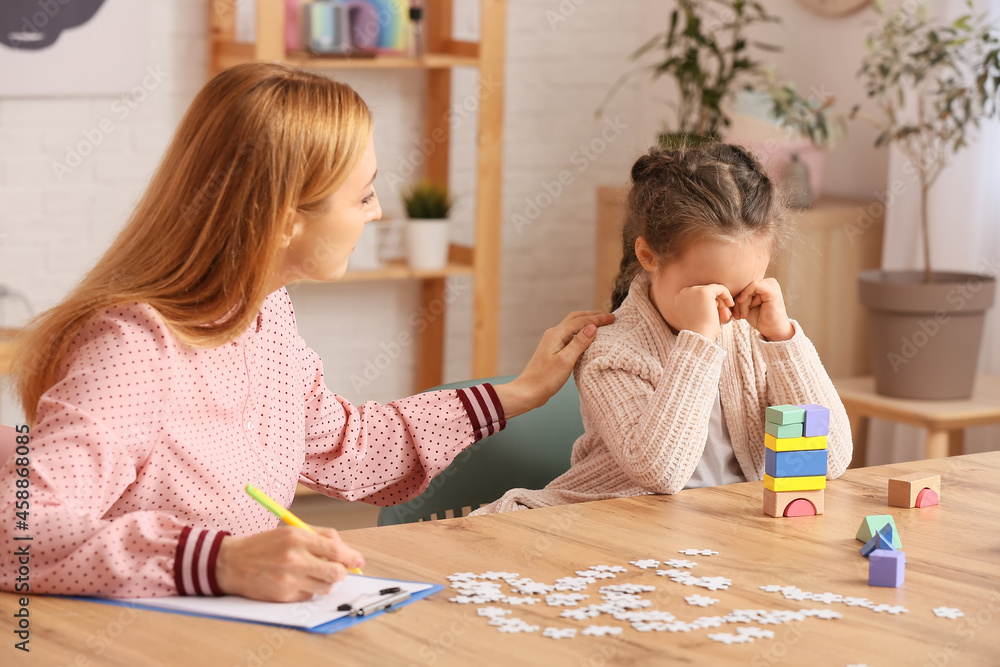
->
[376, 375, 583, 525]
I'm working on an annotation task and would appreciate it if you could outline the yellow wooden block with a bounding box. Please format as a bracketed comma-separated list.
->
[763, 474, 826, 492]
[764, 434, 828, 452]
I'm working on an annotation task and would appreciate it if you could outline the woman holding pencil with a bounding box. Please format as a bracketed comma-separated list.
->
[0, 63, 612, 602]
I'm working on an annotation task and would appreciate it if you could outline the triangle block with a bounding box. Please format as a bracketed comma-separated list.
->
[860, 533, 879, 557]
[875, 530, 896, 552]
[859, 524, 896, 557]
[856, 515, 902, 549]
[783, 499, 817, 517]
[915, 488, 940, 508]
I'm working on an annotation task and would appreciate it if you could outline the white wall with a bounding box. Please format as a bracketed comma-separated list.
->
[1, 0, 893, 424]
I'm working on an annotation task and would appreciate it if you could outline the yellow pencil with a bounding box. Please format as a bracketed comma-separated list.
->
[246, 483, 363, 575]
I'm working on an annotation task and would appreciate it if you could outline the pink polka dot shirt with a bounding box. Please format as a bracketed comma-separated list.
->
[0, 288, 505, 598]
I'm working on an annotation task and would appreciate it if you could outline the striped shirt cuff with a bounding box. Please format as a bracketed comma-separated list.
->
[456, 383, 507, 442]
[174, 526, 230, 596]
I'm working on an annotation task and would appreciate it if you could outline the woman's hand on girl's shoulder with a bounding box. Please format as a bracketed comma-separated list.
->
[493, 310, 615, 419]
[733, 278, 794, 342]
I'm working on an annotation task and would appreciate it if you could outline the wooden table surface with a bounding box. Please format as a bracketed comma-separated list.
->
[3, 453, 998, 666]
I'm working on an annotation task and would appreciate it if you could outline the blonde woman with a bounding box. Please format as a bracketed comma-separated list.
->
[0, 63, 612, 601]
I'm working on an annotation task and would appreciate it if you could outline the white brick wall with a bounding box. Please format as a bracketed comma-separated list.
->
[0, 0, 888, 424]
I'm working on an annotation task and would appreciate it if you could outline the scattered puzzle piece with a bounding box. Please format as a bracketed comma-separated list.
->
[932, 607, 964, 619]
[542, 627, 577, 639]
[685, 594, 719, 607]
[477, 607, 511, 618]
[581, 625, 623, 637]
[629, 559, 660, 569]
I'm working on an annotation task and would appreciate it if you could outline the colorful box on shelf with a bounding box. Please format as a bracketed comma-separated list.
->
[291, 0, 411, 56]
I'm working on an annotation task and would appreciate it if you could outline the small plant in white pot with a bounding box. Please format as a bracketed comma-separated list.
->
[857, 0, 1000, 399]
[403, 181, 453, 271]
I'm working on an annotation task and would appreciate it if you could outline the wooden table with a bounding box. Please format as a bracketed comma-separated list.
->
[835, 375, 1000, 463]
[3, 453, 998, 666]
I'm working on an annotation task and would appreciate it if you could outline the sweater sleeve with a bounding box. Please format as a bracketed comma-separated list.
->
[0, 307, 227, 598]
[753, 319, 853, 478]
[295, 344, 506, 506]
[576, 330, 727, 495]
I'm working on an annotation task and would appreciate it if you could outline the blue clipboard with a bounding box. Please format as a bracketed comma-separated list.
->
[74, 576, 444, 635]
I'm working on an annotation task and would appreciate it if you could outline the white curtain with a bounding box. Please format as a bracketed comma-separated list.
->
[869, 0, 1000, 464]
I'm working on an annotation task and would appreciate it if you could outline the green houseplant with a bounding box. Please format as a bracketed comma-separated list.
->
[856, 0, 1000, 399]
[597, 0, 846, 150]
[402, 181, 454, 271]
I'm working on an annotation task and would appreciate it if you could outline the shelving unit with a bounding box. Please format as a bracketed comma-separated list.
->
[209, 0, 505, 391]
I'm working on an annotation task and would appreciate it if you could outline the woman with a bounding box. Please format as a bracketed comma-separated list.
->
[0, 63, 612, 602]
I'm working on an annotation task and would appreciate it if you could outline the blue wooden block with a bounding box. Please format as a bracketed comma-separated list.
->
[869, 550, 906, 587]
[797, 404, 830, 437]
[876, 528, 896, 552]
[765, 449, 828, 478]
[860, 525, 896, 557]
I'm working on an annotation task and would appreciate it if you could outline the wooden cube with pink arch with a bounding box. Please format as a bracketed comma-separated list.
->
[888, 472, 941, 508]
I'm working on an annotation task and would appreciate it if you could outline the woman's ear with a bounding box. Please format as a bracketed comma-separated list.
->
[279, 207, 304, 249]
[635, 237, 659, 272]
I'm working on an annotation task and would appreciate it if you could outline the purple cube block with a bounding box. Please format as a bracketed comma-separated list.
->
[798, 404, 830, 437]
[869, 550, 906, 587]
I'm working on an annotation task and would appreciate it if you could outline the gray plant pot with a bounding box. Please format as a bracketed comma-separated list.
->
[858, 270, 996, 399]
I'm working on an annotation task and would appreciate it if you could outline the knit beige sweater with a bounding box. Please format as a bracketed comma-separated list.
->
[472, 273, 853, 515]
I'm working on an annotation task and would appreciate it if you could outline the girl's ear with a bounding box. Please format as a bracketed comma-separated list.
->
[635, 236, 659, 272]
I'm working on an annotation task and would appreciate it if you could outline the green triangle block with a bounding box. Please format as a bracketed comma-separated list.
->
[855, 515, 902, 549]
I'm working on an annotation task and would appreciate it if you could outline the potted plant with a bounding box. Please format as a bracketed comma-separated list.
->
[856, 0, 999, 399]
[596, 0, 849, 193]
[402, 181, 453, 271]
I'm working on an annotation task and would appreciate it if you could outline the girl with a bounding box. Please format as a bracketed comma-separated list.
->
[0, 62, 612, 601]
[473, 143, 851, 514]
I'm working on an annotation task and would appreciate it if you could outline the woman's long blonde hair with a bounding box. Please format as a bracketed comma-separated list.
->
[15, 62, 372, 424]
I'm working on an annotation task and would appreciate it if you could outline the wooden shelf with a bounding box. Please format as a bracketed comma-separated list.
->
[212, 41, 479, 71]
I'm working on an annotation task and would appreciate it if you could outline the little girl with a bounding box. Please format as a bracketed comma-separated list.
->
[474, 143, 851, 514]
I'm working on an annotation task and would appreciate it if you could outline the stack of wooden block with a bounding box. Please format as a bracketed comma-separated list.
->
[762, 404, 830, 517]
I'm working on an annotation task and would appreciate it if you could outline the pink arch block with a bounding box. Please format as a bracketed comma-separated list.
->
[915, 488, 939, 508]
[783, 499, 817, 517]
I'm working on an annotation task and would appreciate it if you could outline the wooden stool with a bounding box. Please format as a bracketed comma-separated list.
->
[834, 375, 1000, 465]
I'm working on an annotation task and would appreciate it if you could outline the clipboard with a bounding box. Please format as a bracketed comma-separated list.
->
[77, 575, 443, 634]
